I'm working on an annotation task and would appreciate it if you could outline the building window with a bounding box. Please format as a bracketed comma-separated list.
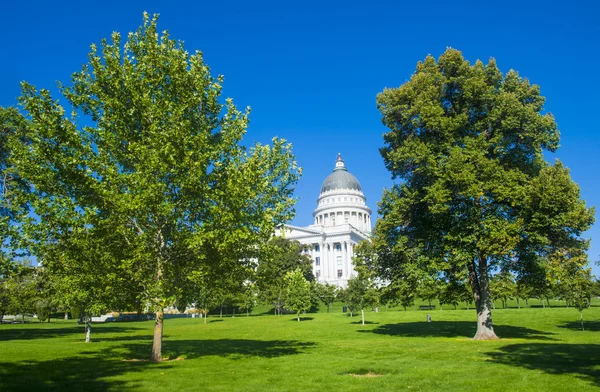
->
[316, 270, 321, 279]
[315, 244, 320, 252]
[335, 243, 342, 252]
[315, 257, 320, 266]
[337, 269, 343, 278]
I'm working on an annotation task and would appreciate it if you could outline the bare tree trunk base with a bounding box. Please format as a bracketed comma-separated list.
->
[151, 310, 164, 362]
[472, 331, 500, 340]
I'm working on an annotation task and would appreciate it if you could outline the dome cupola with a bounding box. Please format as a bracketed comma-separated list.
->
[312, 154, 372, 233]
[320, 153, 362, 194]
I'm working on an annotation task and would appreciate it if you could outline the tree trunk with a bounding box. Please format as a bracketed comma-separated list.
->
[517, 297, 520, 309]
[85, 317, 91, 343]
[361, 309, 365, 325]
[232, 307, 235, 318]
[64, 312, 68, 320]
[220, 305, 223, 318]
[151, 310, 164, 362]
[297, 313, 300, 321]
[204, 312, 207, 324]
[428, 299, 432, 307]
[525, 298, 529, 308]
[580, 311, 584, 331]
[546, 298, 551, 308]
[467, 257, 499, 340]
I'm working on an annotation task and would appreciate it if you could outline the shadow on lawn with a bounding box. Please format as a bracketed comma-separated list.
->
[0, 338, 316, 391]
[558, 320, 600, 331]
[366, 321, 556, 340]
[486, 343, 600, 387]
[350, 321, 379, 325]
[114, 338, 317, 360]
[0, 354, 160, 391]
[0, 324, 147, 342]
[289, 317, 314, 322]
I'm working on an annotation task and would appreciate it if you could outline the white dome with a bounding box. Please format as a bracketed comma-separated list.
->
[312, 154, 372, 233]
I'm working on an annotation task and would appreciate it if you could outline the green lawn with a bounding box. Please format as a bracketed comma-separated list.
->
[1, 306, 599, 391]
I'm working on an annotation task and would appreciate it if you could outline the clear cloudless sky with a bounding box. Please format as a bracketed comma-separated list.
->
[1, 1, 598, 273]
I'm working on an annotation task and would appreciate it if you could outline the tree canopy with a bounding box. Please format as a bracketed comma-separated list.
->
[374, 48, 595, 339]
[5, 13, 300, 360]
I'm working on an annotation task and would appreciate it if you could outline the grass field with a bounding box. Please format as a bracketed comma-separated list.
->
[1, 305, 599, 391]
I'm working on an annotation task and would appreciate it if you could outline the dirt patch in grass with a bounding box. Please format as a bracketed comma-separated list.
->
[345, 368, 385, 377]
[349, 372, 382, 378]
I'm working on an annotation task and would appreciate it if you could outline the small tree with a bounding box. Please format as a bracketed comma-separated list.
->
[236, 282, 258, 317]
[284, 269, 312, 321]
[418, 275, 440, 308]
[257, 237, 313, 316]
[570, 279, 591, 331]
[490, 270, 516, 309]
[346, 275, 380, 325]
[6, 262, 38, 323]
[314, 282, 337, 313]
[439, 279, 464, 310]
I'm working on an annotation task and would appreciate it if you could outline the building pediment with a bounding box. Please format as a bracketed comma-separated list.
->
[278, 224, 324, 239]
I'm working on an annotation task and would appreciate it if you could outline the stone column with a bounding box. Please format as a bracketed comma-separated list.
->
[348, 243, 354, 277]
[343, 241, 350, 280]
[329, 242, 337, 279]
[330, 243, 335, 282]
[322, 242, 327, 281]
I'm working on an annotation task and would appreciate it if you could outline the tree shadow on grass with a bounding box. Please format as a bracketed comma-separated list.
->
[113, 338, 317, 361]
[486, 343, 600, 387]
[365, 321, 556, 340]
[0, 324, 147, 342]
[289, 317, 314, 322]
[558, 320, 600, 331]
[0, 353, 167, 391]
[0, 338, 316, 391]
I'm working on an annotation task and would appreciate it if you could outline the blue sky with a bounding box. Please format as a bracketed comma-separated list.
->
[1, 1, 598, 272]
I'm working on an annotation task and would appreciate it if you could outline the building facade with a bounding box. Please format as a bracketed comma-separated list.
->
[279, 154, 372, 287]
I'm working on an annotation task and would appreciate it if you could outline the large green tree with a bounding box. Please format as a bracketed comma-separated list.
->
[375, 48, 594, 339]
[7, 14, 299, 360]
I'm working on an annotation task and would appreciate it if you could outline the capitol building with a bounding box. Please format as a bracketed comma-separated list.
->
[279, 154, 372, 287]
